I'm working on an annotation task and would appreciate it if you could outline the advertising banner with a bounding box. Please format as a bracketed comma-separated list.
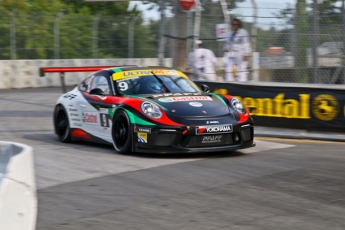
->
[196, 81, 345, 132]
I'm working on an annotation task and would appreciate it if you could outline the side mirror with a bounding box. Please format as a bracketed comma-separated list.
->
[200, 84, 210, 93]
[90, 88, 105, 96]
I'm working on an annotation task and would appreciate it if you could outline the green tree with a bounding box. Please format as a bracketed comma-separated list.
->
[61, 0, 134, 15]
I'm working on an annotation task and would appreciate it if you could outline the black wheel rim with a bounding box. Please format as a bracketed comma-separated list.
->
[113, 115, 128, 149]
[56, 107, 68, 138]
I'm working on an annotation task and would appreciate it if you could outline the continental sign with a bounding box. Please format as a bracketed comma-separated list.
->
[195, 81, 345, 132]
[214, 88, 343, 121]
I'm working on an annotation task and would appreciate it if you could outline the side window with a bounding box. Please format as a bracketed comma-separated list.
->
[79, 77, 92, 92]
[90, 75, 111, 95]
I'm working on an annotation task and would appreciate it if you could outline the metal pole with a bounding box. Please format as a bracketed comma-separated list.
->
[93, 13, 101, 58]
[193, 0, 201, 52]
[312, 0, 319, 83]
[60, 72, 66, 93]
[250, 0, 257, 53]
[128, 16, 137, 58]
[342, 0, 345, 83]
[54, 12, 63, 59]
[250, 0, 258, 81]
[10, 9, 16, 60]
[219, 0, 230, 28]
[158, 0, 166, 66]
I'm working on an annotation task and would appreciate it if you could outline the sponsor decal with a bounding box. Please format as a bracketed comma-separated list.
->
[189, 102, 203, 107]
[70, 113, 79, 117]
[68, 108, 78, 112]
[196, 125, 232, 135]
[82, 112, 98, 124]
[112, 69, 187, 81]
[71, 118, 81, 122]
[202, 135, 222, 144]
[63, 93, 77, 100]
[206, 121, 219, 124]
[159, 96, 213, 103]
[152, 93, 202, 98]
[233, 93, 311, 119]
[134, 126, 151, 133]
[137, 132, 148, 143]
[312, 94, 339, 121]
[72, 122, 82, 127]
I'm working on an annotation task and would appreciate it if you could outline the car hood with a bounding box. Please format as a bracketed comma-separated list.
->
[149, 93, 231, 117]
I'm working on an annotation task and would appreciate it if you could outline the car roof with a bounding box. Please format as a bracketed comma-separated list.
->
[107, 65, 175, 72]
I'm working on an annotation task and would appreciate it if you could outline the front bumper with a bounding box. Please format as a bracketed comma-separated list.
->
[133, 122, 255, 154]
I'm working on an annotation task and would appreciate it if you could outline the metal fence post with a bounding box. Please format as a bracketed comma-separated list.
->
[10, 9, 17, 60]
[250, 0, 258, 81]
[312, 0, 319, 83]
[193, 0, 201, 51]
[158, 0, 166, 66]
[342, 0, 345, 83]
[54, 12, 63, 59]
[93, 13, 101, 59]
[128, 16, 137, 58]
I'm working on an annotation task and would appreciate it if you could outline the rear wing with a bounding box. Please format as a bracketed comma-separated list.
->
[39, 66, 116, 93]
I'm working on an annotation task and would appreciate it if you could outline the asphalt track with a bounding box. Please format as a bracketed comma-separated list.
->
[1, 87, 345, 230]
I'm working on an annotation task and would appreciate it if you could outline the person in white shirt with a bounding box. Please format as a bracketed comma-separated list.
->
[223, 18, 251, 82]
[193, 40, 218, 81]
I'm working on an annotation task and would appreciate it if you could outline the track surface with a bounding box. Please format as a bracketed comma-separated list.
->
[1, 88, 345, 230]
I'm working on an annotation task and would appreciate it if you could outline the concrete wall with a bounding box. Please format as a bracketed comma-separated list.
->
[0, 58, 173, 89]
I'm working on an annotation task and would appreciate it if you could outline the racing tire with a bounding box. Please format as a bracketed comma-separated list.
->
[53, 104, 72, 143]
[112, 110, 132, 154]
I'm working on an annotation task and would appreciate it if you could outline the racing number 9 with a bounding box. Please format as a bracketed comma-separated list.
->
[118, 82, 128, 91]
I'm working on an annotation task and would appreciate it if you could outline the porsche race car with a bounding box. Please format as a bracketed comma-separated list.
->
[53, 66, 255, 154]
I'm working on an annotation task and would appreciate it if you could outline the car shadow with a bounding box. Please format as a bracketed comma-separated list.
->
[23, 133, 246, 159]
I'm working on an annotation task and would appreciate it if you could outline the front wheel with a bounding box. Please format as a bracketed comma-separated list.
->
[53, 105, 72, 143]
[112, 110, 132, 154]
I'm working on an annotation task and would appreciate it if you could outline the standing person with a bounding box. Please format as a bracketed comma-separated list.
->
[223, 18, 251, 82]
[193, 40, 218, 81]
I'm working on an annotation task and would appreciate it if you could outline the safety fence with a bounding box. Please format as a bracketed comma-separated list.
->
[0, 1, 344, 84]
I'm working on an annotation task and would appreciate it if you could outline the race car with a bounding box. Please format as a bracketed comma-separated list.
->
[53, 66, 255, 154]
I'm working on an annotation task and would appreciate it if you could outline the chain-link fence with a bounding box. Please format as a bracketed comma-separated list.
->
[1, 0, 344, 84]
[0, 10, 160, 60]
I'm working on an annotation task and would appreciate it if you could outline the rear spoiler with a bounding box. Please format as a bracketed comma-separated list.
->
[39, 66, 117, 93]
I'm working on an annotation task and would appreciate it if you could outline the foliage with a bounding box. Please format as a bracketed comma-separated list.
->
[0, 0, 158, 60]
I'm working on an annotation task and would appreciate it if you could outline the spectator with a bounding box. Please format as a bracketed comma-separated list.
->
[193, 40, 218, 81]
[223, 18, 251, 82]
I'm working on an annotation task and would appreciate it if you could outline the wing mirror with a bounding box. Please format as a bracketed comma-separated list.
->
[90, 88, 105, 96]
[200, 84, 210, 93]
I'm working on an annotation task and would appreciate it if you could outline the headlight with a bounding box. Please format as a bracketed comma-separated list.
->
[141, 102, 162, 119]
[231, 98, 246, 114]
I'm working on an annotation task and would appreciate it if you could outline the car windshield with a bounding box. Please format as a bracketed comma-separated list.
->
[114, 75, 201, 95]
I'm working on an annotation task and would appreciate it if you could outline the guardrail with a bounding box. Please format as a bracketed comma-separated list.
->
[0, 141, 37, 230]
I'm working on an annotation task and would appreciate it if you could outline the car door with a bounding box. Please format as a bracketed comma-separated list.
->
[80, 73, 114, 143]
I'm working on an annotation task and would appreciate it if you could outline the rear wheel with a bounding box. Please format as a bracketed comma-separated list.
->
[112, 110, 132, 154]
[53, 105, 72, 143]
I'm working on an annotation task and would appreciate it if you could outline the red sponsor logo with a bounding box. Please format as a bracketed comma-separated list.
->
[83, 113, 98, 123]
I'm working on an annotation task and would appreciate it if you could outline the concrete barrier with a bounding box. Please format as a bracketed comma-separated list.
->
[0, 142, 37, 230]
[0, 58, 175, 89]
